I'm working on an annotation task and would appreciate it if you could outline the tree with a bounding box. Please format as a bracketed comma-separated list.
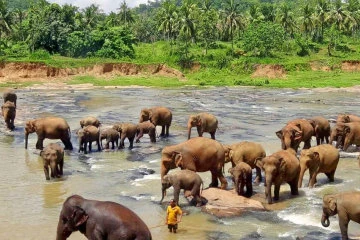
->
[198, 0, 218, 54]
[0, 0, 13, 39]
[247, 4, 264, 24]
[118, 0, 134, 27]
[243, 22, 285, 57]
[276, 4, 297, 38]
[157, 0, 178, 42]
[314, 0, 331, 42]
[329, 0, 356, 34]
[298, 3, 315, 38]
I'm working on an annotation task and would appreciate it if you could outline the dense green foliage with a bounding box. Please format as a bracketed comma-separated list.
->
[1, 0, 360, 88]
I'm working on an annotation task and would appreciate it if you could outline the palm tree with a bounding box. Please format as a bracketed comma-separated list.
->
[314, 0, 331, 41]
[221, 0, 246, 52]
[347, 0, 360, 36]
[157, 0, 178, 42]
[0, 0, 12, 39]
[276, 4, 297, 38]
[82, 4, 103, 30]
[178, 0, 197, 43]
[298, 3, 315, 38]
[118, 0, 134, 27]
[248, 4, 264, 24]
[198, 0, 218, 54]
[329, 0, 356, 34]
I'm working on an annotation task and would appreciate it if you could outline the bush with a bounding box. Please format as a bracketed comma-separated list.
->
[29, 49, 51, 60]
[3, 42, 29, 58]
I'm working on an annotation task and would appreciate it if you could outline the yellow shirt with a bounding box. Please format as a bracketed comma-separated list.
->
[167, 205, 182, 225]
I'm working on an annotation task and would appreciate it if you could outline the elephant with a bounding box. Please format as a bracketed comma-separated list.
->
[1, 101, 16, 130]
[139, 106, 172, 137]
[113, 122, 137, 149]
[321, 191, 360, 240]
[40, 143, 64, 180]
[340, 122, 360, 151]
[223, 141, 266, 183]
[298, 144, 339, 188]
[136, 121, 156, 143]
[56, 194, 152, 240]
[77, 125, 101, 154]
[160, 169, 203, 207]
[160, 137, 227, 189]
[3, 90, 17, 108]
[336, 114, 360, 123]
[80, 116, 101, 128]
[228, 162, 253, 197]
[276, 119, 314, 152]
[307, 116, 331, 145]
[256, 148, 300, 204]
[100, 127, 119, 149]
[330, 122, 346, 148]
[25, 117, 73, 150]
[187, 112, 218, 140]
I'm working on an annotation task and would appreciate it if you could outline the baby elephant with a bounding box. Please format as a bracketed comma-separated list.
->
[40, 143, 64, 180]
[100, 127, 119, 149]
[160, 169, 203, 207]
[77, 125, 101, 154]
[228, 162, 253, 197]
[136, 121, 156, 143]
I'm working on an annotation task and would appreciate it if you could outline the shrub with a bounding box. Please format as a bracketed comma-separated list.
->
[29, 49, 51, 60]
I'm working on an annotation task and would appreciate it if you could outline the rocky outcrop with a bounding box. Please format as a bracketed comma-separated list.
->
[200, 188, 265, 217]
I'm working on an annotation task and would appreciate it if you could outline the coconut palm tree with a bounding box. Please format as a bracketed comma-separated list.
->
[118, 0, 134, 27]
[157, 0, 178, 42]
[0, 0, 12, 39]
[276, 4, 297, 38]
[314, 0, 331, 42]
[298, 3, 315, 38]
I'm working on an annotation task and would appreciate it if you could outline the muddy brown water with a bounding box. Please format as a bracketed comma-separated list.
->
[1, 86, 360, 240]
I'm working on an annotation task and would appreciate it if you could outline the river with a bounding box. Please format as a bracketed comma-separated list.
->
[0, 85, 359, 240]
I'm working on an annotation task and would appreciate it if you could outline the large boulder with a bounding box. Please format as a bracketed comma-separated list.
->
[199, 188, 266, 217]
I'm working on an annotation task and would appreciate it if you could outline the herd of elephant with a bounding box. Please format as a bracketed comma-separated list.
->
[2, 89, 360, 240]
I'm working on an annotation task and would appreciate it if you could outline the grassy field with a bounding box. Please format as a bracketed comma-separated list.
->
[3, 40, 360, 89]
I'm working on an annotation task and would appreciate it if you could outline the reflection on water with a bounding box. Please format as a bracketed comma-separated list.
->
[1, 86, 360, 239]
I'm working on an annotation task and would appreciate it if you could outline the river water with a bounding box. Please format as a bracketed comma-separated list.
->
[0, 86, 359, 240]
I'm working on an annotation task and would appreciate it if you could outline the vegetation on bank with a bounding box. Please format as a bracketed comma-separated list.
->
[1, 0, 360, 88]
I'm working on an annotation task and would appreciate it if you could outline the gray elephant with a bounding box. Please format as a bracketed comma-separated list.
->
[113, 122, 137, 149]
[139, 106, 172, 137]
[256, 149, 300, 204]
[160, 169, 203, 207]
[1, 101, 16, 130]
[298, 144, 339, 188]
[321, 191, 360, 240]
[136, 121, 156, 143]
[307, 116, 331, 145]
[100, 128, 119, 149]
[224, 141, 266, 183]
[25, 117, 73, 150]
[80, 116, 101, 128]
[228, 162, 253, 197]
[187, 112, 218, 140]
[3, 90, 17, 108]
[77, 125, 101, 154]
[40, 143, 64, 180]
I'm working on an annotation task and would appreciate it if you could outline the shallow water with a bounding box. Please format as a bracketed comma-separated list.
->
[1, 86, 360, 240]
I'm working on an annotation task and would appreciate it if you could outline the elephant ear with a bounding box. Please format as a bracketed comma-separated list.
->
[228, 167, 234, 174]
[344, 115, 350, 123]
[255, 157, 264, 170]
[279, 157, 287, 174]
[307, 119, 316, 129]
[196, 115, 202, 126]
[328, 197, 337, 212]
[313, 151, 320, 161]
[344, 125, 351, 134]
[174, 152, 183, 168]
[275, 130, 283, 139]
[71, 206, 89, 227]
[292, 127, 303, 141]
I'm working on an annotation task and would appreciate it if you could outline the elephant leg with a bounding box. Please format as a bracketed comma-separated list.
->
[218, 171, 228, 190]
[165, 125, 170, 137]
[209, 170, 219, 188]
[136, 130, 143, 143]
[119, 136, 125, 149]
[160, 126, 165, 137]
[96, 140, 101, 151]
[196, 127, 202, 137]
[36, 135, 45, 150]
[173, 187, 181, 204]
[239, 181, 245, 196]
[289, 179, 299, 195]
[325, 170, 336, 182]
[210, 131, 216, 140]
[273, 184, 280, 201]
[316, 136, 321, 146]
[246, 180, 253, 197]
[339, 216, 350, 240]
[88, 141, 92, 153]
[128, 137, 135, 149]
[59, 161, 63, 175]
[303, 139, 311, 149]
[150, 129, 156, 143]
[309, 172, 318, 188]
[105, 140, 110, 149]
[62, 138, 73, 150]
[254, 167, 262, 184]
[44, 165, 50, 180]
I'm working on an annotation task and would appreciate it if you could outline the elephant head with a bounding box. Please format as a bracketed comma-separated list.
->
[160, 147, 192, 182]
[139, 108, 151, 123]
[330, 123, 346, 148]
[298, 149, 320, 188]
[160, 174, 172, 203]
[222, 145, 232, 163]
[25, 120, 37, 149]
[276, 124, 302, 150]
[2, 101, 16, 130]
[40, 148, 60, 179]
[56, 195, 89, 240]
[321, 194, 337, 227]
[187, 114, 201, 139]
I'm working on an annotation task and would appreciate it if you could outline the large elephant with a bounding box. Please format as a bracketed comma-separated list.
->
[139, 107, 172, 137]
[80, 116, 100, 128]
[100, 127, 119, 149]
[224, 141, 266, 183]
[136, 121, 156, 143]
[228, 162, 253, 197]
[25, 117, 73, 150]
[56, 194, 152, 240]
[160, 137, 227, 189]
[40, 143, 64, 180]
[77, 125, 101, 154]
[339, 122, 360, 151]
[321, 191, 360, 240]
[276, 119, 314, 152]
[307, 116, 331, 145]
[113, 122, 137, 149]
[256, 149, 300, 204]
[160, 169, 203, 207]
[187, 112, 218, 140]
[298, 144, 339, 188]
[1, 101, 16, 130]
[3, 90, 17, 108]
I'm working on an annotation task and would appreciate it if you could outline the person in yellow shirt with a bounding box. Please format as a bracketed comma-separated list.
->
[165, 199, 183, 233]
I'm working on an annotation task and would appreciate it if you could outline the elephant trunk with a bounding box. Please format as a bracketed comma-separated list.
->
[25, 132, 29, 149]
[265, 176, 273, 204]
[298, 167, 306, 188]
[283, 137, 291, 150]
[56, 220, 68, 240]
[160, 187, 166, 204]
[321, 213, 330, 227]
[187, 124, 192, 139]
[160, 164, 169, 181]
